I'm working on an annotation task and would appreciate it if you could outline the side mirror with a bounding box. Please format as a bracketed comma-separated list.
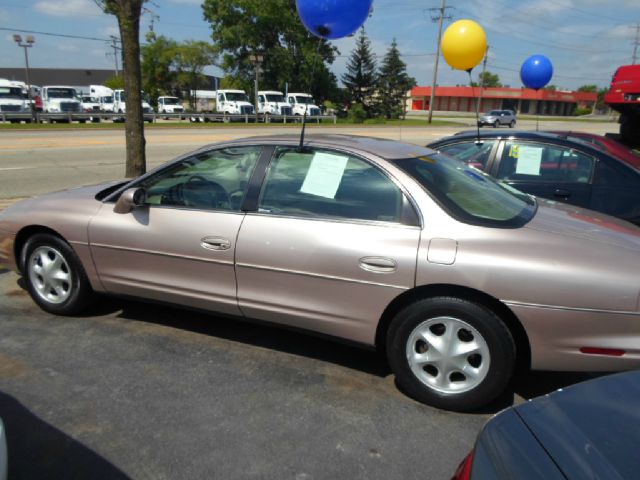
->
[113, 187, 146, 214]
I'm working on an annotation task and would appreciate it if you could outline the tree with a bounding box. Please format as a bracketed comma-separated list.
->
[341, 29, 378, 117]
[174, 41, 218, 109]
[95, 0, 147, 177]
[202, 0, 338, 104]
[478, 71, 502, 88]
[375, 38, 416, 119]
[577, 84, 598, 92]
[141, 34, 179, 106]
[104, 74, 125, 90]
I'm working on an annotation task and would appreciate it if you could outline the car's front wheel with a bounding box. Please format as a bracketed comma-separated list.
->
[387, 296, 516, 411]
[23, 233, 94, 315]
[509, 120, 515, 128]
[493, 120, 500, 128]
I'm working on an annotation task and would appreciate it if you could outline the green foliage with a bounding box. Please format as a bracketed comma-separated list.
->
[174, 41, 218, 109]
[201, 0, 338, 103]
[573, 106, 593, 116]
[341, 29, 378, 117]
[477, 71, 502, 88]
[543, 85, 557, 91]
[104, 74, 125, 90]
[141, 34, 179, 105]
[347, 103, 367, 123]
[375, 38, 416, 119]
[577, 84, 598, 92]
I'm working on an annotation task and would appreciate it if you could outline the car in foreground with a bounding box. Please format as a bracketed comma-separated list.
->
[452, 370, 640, 479]
[477, 110, 516, 128]
[428, 130, 640, 225]
[0, 417, 6, 480]
[1, 135, 640, 412]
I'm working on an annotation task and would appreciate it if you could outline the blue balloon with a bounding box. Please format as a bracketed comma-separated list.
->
[520, 55, 553, 90]
[296, 0, 373, 40]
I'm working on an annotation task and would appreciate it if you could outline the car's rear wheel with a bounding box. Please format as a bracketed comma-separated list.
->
[387, 296, 516, 411]
[23, 233, 94, 315]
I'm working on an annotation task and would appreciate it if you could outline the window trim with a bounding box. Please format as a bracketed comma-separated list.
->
[255, 145, 422, 227]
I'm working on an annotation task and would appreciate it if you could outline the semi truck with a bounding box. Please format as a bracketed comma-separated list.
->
[215, 89, 255, 115]
[157, 96, 185, 116]
[287, 92, 321, 117]
[0, 78, 29, 123]
[604, 64, 640, 147]
[88, 85, 115, 112]
[257, 90, 292, 116]
[41, 86, 82, 114]
[113, 89, 154, 123]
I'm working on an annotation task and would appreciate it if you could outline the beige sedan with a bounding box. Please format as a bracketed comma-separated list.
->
[1, 135, 639, 411]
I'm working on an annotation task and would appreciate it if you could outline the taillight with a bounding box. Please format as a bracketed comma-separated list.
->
[451, 449, 475, 480]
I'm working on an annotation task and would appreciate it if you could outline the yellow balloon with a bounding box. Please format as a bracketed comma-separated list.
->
[441, 19, 488, 71]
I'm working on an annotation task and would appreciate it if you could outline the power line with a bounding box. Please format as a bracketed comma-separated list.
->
[632, 23, 640, 64]
[0, 27, 117, 43]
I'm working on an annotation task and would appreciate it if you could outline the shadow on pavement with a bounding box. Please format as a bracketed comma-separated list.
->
[0, 391, 130, 480]
[109, 297, 392, 378]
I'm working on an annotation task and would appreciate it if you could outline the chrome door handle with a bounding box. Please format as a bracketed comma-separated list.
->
[201, 236, 231, 251]
[359, 256, 397, 273]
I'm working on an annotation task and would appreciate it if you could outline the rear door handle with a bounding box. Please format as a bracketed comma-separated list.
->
[359, 256, 397, 273]
[554, 188, 571, 198]
[201, 236, 231, 251]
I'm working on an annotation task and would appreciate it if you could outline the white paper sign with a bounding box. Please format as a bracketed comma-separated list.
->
[515, 146, 543, 175]
[300, 152, 349, 199]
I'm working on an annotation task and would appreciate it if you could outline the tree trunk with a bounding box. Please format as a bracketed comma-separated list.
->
[116, 1, 146, 178]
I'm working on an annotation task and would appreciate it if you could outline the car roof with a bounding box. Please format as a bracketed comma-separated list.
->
[210, 134, 437, 160]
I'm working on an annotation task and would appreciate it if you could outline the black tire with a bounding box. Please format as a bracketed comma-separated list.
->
[386, 296, 516, 412]
[23, 233, 94, 315]
[493, 120, 499, 128]
[509, 120, 515, 128]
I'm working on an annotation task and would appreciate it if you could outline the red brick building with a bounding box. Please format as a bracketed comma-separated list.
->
[409, 86, 598, 116]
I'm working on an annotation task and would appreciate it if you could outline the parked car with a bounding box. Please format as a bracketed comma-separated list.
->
[1, 135, 640, 412]
[477, 110, 516, 128]
[546, 130, 640, 170]
[428, 130, 640, 225]
[452, 370, 640, 479]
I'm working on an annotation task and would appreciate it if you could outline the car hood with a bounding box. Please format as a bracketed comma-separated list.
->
[525, 199, 640, 253]
[515, 371, 640, 480]
[0, 180, 125, 233]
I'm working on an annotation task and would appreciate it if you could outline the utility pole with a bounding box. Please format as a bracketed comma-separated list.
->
[632, 23, 640, 64]
[427, 0, 453, 124]
[109, 35, 121, 76]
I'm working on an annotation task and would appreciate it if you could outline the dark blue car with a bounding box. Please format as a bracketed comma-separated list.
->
[429, 131, 640, 226]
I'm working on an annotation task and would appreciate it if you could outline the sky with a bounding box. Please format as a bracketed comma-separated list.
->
[2, 0, 639, 91]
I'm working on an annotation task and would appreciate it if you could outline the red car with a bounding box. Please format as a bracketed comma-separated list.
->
[547, 131, 640, 170]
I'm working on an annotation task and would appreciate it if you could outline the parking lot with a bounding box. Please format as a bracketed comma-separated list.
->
[0, 120, 615, 478]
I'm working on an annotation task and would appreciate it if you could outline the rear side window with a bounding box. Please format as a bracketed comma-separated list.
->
[436, 140, 495, 171]
[259, 147, 406, 224]
[497, 141, 594, 184]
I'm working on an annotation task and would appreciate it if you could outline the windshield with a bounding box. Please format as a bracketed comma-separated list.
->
[102, 96, 113, 103]
[0, 87, 24, 99]
[47, 88, 76, 99]
[294, 95, 315, 104]
[163, 97, 180, 105]
[395, 154, 536, 227]
[486, 110, 502, 116]
[225, 92, 249, 102]
[81, 96, 99, 103]
[265, 94, 285, 102]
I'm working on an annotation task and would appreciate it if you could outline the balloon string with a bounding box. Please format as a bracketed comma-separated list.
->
[299, 38, 323, 151]
[468, 70, 481, 144]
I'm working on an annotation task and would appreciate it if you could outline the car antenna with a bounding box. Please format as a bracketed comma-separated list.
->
[469, 69, 483, 146]
[298, 38, 325, 152]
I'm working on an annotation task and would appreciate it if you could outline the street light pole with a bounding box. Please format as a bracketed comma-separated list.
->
[13, 34, 36, 121]
[249, 53, 264, 114]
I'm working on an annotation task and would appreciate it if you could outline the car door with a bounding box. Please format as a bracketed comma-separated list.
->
[491, 140, 594, 207]
[88, 145, 263, 315]
[235, 146, 421, 345]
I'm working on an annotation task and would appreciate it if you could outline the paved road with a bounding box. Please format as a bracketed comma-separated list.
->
[0, 118, 618, 204]
[0, 269, 597, 479]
